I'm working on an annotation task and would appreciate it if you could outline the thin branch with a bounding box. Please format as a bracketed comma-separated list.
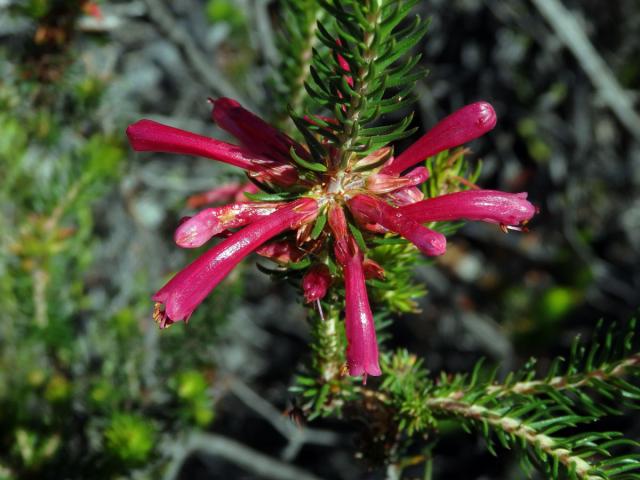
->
[314, 304, 343, 382]
[44, 179, 83, 233]
[229, 379, 294, 438]
[163, 431, 326, 480]
[30, 178, 84, 328]
[228, 379, 339, 461]
[142, 0, 255, 111]
[529, 0, 640, 141]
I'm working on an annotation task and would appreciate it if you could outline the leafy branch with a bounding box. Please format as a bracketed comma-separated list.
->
[427, 396, 637, 480]
[472, 320, 640, 436]
[386, 321, 640, 479]
[296, 321, 640, 479]
[300, 0, 427, 168]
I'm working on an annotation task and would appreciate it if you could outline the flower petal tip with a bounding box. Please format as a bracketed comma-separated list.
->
[125, 119, 156, 151]
[348, 363, 382, 378]
[475, 101, 498, 131]
[174, 210, 219, 248]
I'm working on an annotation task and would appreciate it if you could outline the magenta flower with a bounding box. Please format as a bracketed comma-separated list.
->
[349, 194, 447, 257]
[366, 166, 429, 194]
[398, 190, 536, 228]
[128, 97, 536, 379]
[126, 119, 299, 186]
[363, 258, 385, 280]
[342, 247, 381, 379]
[329, 205, 381, 378]
[174, 202, 283, 248]
[211, 97, 308, 164]
[381, 102, 497, 176]
[153, 198, 318, 328]
[256, 240, 307, 264]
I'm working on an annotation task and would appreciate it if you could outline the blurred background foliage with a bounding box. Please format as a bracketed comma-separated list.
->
[0, 0, 638, 479]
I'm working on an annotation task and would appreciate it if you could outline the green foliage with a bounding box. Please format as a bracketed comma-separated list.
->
[423, 148, 482, 200]
[206, 0, 246, 30]
[296, 0, 428, 165]
[14, 0, 51, 19]
[172, 370, 216, 427]
[404, 321, 640, 479]
[368, 241, 425, 314]
[104, 413, 157, 465]
[297, 320, 640, 479]
[380, 350, 434, 434]
[292, 304, 352, 418]
[0, 11, 239, 477]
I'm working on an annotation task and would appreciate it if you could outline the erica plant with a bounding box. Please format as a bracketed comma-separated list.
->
[127, 1, 640, 478]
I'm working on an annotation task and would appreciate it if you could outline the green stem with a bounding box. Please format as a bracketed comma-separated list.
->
[336, 1, 384, 170]
[312, 303, 343, 382]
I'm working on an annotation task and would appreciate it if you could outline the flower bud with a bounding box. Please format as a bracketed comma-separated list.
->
[302, 264, 331, 303]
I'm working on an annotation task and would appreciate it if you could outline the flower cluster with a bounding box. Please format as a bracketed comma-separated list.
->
[126, 98, 536, 379]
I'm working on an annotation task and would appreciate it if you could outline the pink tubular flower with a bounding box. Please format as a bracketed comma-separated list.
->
[302, 264, 331, 303]
[211, 97, 308, 164]
[130, 94, 536, 380]
[126, 119, 298, 186]
[381, 101, 497, 175]
[328, 205, 381, 378]
[353, 146, 393, 170]
[398, 190, 536, 228]
[233, 182, 261, 202]
[342, 242, 381, 378]
[349, 195, 447, 256]
[153, 198, 318, 327]
[327, 204, 350, 263]
[174, 202, 283, 248]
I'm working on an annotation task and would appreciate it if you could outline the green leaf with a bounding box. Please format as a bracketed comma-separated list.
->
[290, 146, 328, 172]
[348, 222, 367, 252]
[311, 213, 328, 239]
[244, 192, 293, 201]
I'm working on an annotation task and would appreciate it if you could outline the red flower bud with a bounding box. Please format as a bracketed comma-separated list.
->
[302, 264, 331, 303]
